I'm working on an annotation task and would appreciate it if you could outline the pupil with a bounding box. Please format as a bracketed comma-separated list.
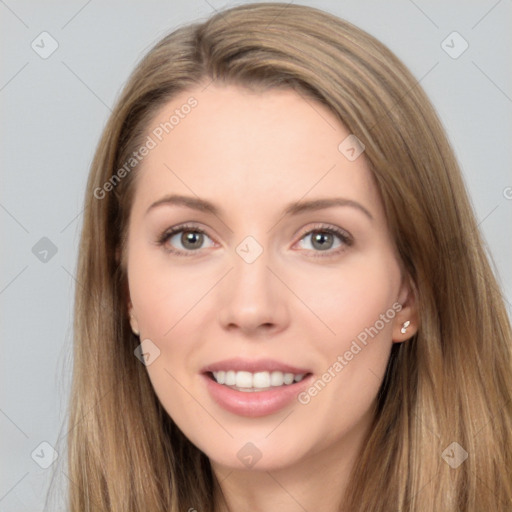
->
[312, 231, 332, 250]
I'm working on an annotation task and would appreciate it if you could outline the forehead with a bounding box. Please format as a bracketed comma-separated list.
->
[130, 83, 380, 219]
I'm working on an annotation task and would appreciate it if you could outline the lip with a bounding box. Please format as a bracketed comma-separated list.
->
[201, 357, 311, 374]
[202, 372, 314, 417]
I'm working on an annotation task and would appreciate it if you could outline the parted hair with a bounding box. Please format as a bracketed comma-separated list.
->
[65, 3, 512, 511]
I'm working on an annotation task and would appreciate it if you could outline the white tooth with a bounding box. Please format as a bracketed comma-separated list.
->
[225, 370, 236, 386]
[270, 371, 285, 386]
[252, 371, 270, 388]
[283, 373, 294, 385]
[236, 371, 253, 388]
[216, 370, 305, 389]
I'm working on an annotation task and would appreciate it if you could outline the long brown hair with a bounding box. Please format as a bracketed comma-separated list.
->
[66, 3, 512, 510]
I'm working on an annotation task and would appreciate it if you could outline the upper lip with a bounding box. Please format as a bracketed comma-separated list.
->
[201, 357, 311, 375]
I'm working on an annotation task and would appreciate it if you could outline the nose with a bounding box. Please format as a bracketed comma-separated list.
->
[216, 246, 290, 337]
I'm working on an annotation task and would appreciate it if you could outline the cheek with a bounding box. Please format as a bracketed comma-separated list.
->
[295, 255, 399, 403]
[298, 254, 399, 345]
[127, 249, 218, 406]
[127, 251, 209, 430]
[127, 245, 214, 338]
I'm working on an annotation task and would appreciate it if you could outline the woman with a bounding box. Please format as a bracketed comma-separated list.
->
[68, 3, 512, 511]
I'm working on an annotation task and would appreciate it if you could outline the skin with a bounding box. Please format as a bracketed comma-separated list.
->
[126, 84, 418, 512]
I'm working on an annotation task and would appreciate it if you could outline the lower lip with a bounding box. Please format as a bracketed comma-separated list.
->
[202, 373, 313, 417]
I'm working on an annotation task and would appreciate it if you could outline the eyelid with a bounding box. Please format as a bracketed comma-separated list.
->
[294, 222, 353, 243]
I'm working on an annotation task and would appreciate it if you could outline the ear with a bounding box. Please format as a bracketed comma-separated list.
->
[118, 245, 139, 336]
[128, 300, 140, 337]
[392, 275, 419, 343]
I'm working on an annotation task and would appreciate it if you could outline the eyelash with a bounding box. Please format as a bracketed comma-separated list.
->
[156, 222, 353, 258]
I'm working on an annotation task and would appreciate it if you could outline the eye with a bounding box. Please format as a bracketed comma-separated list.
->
[295, 224, 353, 257]
[156, 222, 353, 258]
[157, 223, 215, 256]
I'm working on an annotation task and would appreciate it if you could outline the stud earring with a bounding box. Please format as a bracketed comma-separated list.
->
[400, 320, 411, 334]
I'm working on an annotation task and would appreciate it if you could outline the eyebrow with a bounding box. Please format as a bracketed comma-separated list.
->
[146, 194, 373, 220]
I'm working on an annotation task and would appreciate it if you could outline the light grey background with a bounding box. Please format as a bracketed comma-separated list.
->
[1, 0, 511, 510]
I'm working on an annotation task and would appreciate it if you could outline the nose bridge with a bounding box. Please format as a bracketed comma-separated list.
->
[216, 234, 289, 333]
[231, 237, 276, 302]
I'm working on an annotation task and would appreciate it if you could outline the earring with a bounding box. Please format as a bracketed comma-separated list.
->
[400, 320, 411, 334]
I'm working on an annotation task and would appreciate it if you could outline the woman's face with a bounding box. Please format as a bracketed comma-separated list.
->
[126, 84, 416, 472]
